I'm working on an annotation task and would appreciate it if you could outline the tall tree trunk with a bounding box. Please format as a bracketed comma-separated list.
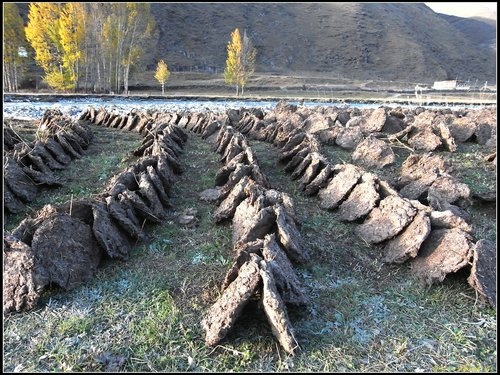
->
[13, 62, 18, 92]
[3, 65, 7, 92]
[84, 61, 88, 92]
[108, 53, 113, 93]
[101, 55, 108, 92]
[75, 60, 79, 92]
[123, 15, 138, 96]
[96, 59, 100, 92]
[4, 64, 12, 92]
[123, 66, 127, 95]
[162, 83, 164, 94]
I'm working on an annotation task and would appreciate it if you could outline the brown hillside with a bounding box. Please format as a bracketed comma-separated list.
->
[438, 13, 496, 50]
[150, 2, 496, 84]
[13, 2, 497, 86]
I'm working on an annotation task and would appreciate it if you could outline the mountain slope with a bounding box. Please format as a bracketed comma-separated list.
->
[151, 2, 496, 84]
[438, 13, 496, 51]
[13, 2, 496, 85]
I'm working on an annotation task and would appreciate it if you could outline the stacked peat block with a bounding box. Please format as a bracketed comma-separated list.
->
[79, 106, 155, 135]
[228, 103, 496, 309]
[176, 113, 309, 354]
[4, 109, 93, 214]
[202, 125, 310, 355]
[4, 125, 23, 150]
[3, 112, 187, 315]
[169, 109, 225, 141]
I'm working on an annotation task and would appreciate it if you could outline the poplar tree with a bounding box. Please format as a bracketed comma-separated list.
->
[25, 3, 84, 91]
[100, 3, 156, 94]
[224, 28, 243, 96]
[58, 3, 85, 90]
[25, 3, 62, 88]
[154, 59, 170, 94]
[24, 2, 157, 93]
[223, 28, 256, 96]
[3, 3, 27, 92]
[121, 3, 156, 95]
[240, 29, 256, 96]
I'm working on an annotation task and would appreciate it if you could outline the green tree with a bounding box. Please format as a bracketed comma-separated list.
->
[154, 59, 170, 94]
[3, 3, 28, 92]
[223, 28, 256, 96]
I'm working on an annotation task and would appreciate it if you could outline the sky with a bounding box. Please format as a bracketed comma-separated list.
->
[425, 2, 497, 20]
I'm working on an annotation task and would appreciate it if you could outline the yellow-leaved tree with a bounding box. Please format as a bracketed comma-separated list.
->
[122, 3, 156, 95]
[58, 3, 85, 90]
[224, 28, 242, 96]
[223, 28, 256, 96]
[25, 3, 61, 87]
[154, 60, 170, 94]
[25, 3, 85, 91]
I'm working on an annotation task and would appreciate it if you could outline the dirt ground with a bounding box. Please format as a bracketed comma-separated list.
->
[9, 71, 497, 106]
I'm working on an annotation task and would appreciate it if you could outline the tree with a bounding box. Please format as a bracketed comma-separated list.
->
[25, 3, 60, 88]
[3, 3, 28, 92]
[224, 28, 242, 96]
[223, 28, 256, 96]
[24, 2, 157, 94]
[154, 60, 170, 94]
[240, 29, 257, 96]
[58, 3, 85, 90]
[25, 3, 83, 91]
[121, 3, 156, 95]
[99, 3, 156, 95]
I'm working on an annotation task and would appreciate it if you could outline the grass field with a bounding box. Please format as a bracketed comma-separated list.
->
[3, 116, 497, 372]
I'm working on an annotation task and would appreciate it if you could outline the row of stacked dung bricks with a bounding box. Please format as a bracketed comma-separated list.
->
[3, 108, 188, 314]
[227, 105, 495, 309]
[170, 110, 309, 354]
[4, 109, 94, 214]
[203, 125, 311, 355]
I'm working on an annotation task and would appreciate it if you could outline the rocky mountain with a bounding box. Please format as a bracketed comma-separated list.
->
[150, 2, 496, 84]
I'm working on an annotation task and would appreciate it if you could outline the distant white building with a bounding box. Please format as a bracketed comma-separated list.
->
[18, 46, 27, 57]
[432, 80, 457, 90]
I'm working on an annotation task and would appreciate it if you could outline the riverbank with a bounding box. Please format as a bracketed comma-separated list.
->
[4, 89, 497, 108]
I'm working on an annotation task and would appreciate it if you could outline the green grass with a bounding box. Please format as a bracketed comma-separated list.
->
[442, 142, 497, 243]
[3, 124, 497, 372]
[446, 143, 496, 196]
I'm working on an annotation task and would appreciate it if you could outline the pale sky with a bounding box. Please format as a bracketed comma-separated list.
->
[425, 2, 497, 20]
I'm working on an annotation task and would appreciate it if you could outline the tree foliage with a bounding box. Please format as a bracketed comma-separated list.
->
[24, 2, 157, 93]
[25, 3, 83, 91]
[154, 59, 171, 94]
[223, 28, 256, 96]
[240, 30, 257, 95]
[3, 3, 27, 92]
[224, 28, 242, 95]
[58, 3, 85, 89]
